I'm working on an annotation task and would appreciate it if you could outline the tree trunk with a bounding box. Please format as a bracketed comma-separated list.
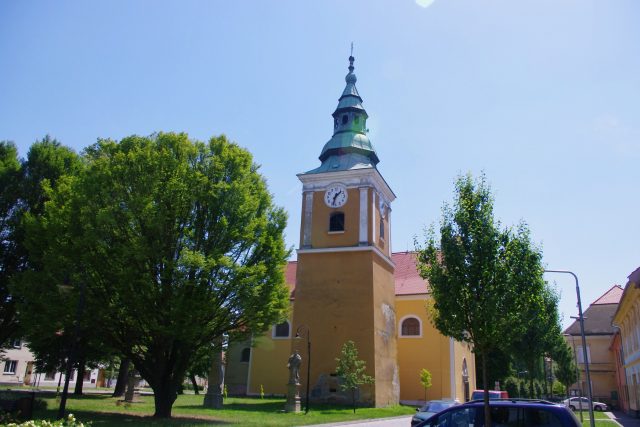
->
[74, 357, 86, 395]
[352, 389, 356, 414]
[112, 358, 130, 398]
[153, 380, 178, 418]
[190, 373, 199, 395]
[482, 352, 491, 427]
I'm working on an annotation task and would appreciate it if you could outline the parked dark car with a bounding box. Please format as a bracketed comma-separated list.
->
[414, 399, 581, 427]
[411, 400, 459, 426]
[470, 390, 509, 400]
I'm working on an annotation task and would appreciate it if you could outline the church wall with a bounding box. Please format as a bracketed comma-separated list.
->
[225, 339, 252, 395]
[396, 297, 452, 402]
[247, 322, 292, 396]
[452, 339, 476, 402]
[292, 250, 377, 404]
[372, 253, 400, 406]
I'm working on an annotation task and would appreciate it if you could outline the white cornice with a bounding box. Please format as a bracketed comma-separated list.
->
[297, 168, 396, 203]
[297, 245, 395, 269]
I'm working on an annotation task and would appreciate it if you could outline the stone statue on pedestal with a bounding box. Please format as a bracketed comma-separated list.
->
[285, 350, 302, 412]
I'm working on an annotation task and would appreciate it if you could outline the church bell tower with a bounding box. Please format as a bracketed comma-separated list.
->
[291, 55, 399, 406]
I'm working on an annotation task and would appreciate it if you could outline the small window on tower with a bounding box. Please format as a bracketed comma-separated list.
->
[329, 212, 345, 232]
[342, 114, 348, 125]
[379, 218, 385, 239]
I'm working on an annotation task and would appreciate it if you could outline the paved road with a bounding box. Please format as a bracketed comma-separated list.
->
[303, 415, 412, 427]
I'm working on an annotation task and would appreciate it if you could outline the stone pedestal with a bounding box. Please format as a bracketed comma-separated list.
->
[203, 346, 225, 409]
[285, 383, 301, 413]
[124, 371, 141, 403]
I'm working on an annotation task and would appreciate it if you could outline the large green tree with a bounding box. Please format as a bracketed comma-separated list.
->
[25, 133, 289, 417]
[0, 141, 22, 349]
[553, 340, 578, 396]
[509, 281, 562, 398]
[417, 173, 545, 427]
[1, 137, 81, 350]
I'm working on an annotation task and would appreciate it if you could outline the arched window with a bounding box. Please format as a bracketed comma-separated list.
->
[273, 321, 290, 339]
[379, 218, 385, 239]
[329, 212, 345, 232]
[341, 114, 348, 124]
[400, 316, 422, 337]
[240, 348, 251, 363]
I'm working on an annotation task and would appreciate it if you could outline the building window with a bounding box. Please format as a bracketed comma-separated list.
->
[341, 114, 348, 125]
[83, 370, 91, 381]
[400, 316, 421, 337]
[45, 371, 56, 380]
[379, 218, 384, 239]
[273, 321, 290, 339]
[329, 212, 345, 232]
[241, 348, 251, 363]
[3, 360, 17, 374]
[11, 338, 21, 348]
[576, 346, 591, 364]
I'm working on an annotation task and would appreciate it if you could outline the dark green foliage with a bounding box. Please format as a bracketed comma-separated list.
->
[553, 341, 578, 396]
[23, 133, 289, 418]
[1, 137, 82, 350]
[0, 141, 22, 348]
[504, 377, 518, 398]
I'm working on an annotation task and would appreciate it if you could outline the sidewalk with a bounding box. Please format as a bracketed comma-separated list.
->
[606, 410, 640, 427]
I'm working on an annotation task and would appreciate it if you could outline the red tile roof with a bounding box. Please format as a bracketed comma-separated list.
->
[393, 251, 429, 295]
[592, 284, 623, 305]
[284, 251, 429, 299]
[285, 261, 297, 300]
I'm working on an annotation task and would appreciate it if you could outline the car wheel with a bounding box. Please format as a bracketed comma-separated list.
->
[594, 405, 602, 411]
[569, 405, 576, 411]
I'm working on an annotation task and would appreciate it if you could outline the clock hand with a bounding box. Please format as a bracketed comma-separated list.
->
[333, 192, 340, 203]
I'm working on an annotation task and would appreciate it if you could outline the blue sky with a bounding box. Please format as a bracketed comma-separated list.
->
[1, 0, 639, 328]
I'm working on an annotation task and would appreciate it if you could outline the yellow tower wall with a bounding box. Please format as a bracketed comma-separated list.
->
[292, 249, 398, 406]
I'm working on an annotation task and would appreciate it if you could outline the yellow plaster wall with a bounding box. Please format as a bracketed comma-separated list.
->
[396, 297, 452, 401]
[225, 340, 251, 395]
[372, 253, 400, 405]
[310, 188, 360, 247]
[452, 339, 476, 402]
[292, 251, 376, 400]
[247, 326, 292, 396]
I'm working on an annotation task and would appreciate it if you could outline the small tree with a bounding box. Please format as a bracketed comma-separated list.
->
[419, 368, 432, 402]
[335, 340, 374, 413]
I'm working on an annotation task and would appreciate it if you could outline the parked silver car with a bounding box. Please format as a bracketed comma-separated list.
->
[562, 397, 608, 411]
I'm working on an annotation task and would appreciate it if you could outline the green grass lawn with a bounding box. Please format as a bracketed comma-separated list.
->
[26, 393, 415, 426]
[573, 410, 618, 427]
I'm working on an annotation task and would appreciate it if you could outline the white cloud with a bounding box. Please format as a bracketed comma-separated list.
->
[415, 0, 436, 8]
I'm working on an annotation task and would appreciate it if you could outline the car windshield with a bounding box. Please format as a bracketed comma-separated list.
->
[422, 402, 452, 412]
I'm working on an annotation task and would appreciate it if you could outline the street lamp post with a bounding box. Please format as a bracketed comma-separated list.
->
[295, 325, 311, 414]
[545, 269, 594, 427]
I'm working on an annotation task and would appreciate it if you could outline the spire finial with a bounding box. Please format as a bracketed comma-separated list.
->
[348, 43, 355, 74]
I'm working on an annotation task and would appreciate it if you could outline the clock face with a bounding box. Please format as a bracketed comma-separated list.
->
[324, 184, 348, 208]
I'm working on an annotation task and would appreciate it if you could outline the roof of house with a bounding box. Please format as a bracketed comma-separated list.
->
[564, 285, 623, 336]
[592, 285, 624, 305]
[285, 251, 428, 299]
